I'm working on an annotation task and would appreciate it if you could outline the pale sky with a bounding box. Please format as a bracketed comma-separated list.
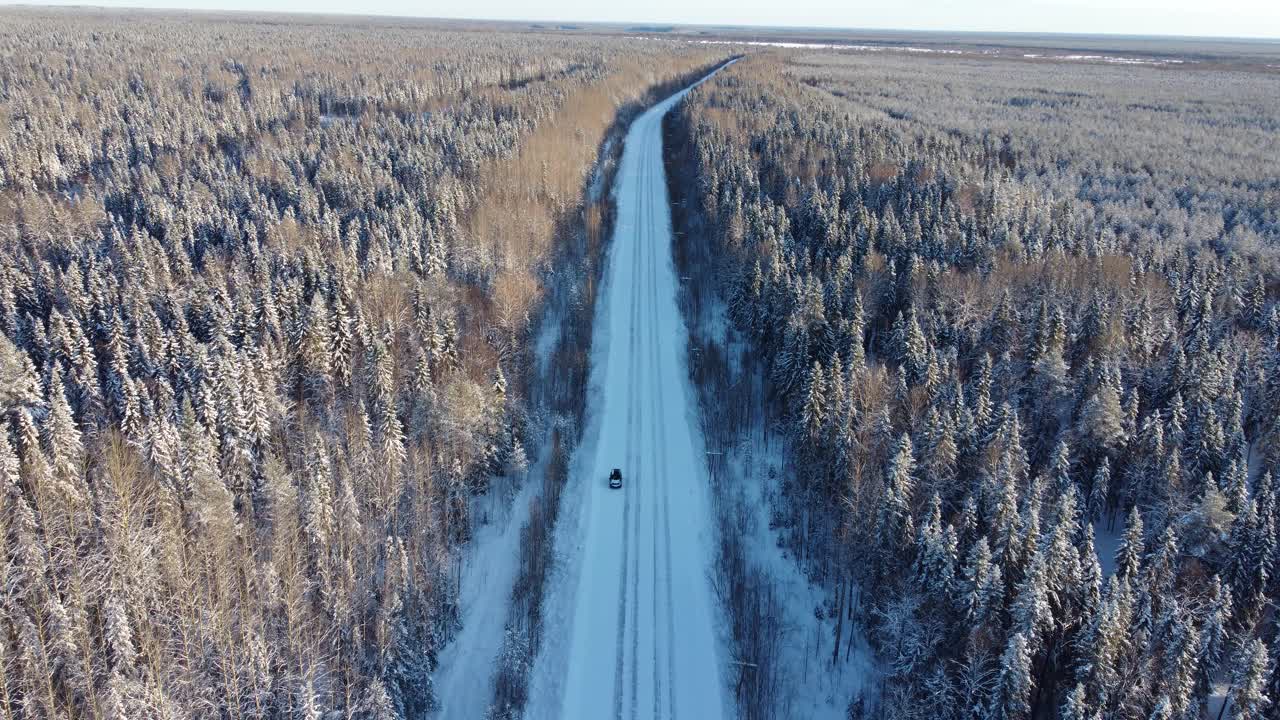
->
[15, 0, 1280, 39]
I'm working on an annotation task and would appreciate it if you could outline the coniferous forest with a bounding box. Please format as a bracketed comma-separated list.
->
[0, 9, 726, 717]
[1, 7, 1278, 720]
[666, 50, 1279, 720]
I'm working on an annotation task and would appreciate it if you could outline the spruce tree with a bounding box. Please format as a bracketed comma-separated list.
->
[1116, 507, 1144, 581]
[1226, 639, 1272, 720]
[993, 631, 1034, 720]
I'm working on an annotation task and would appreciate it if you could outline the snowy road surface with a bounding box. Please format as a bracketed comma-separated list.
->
[526, 71, 728, 720]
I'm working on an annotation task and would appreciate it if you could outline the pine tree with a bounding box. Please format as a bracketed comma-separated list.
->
[1078, 382, 1126, 462]
[1226, 639, 1272, 720]
[877, 434, 916, 551]
[1048, 439, 1074, 495]
[892, 309, 929, 386]
[1227, 499, 1267, 604]
[1077, 527, 1103, 633]
[826, 353, 847, 439]
[1044, 487, 1084, 611]
[800, 360, 828, 444]
[298, 292, 332, 402]
[103, 593, 137, 673]
[1198, 575, 1232, 703]
[993, 631, 1034, 720]
[424, 225, 447, 279]
[1144, 524, 1180, 600]
[1011, 550, 1053, 649]
[1244, 274, 1265, 329]
[914, 494, 958, 596]
[776, 316, 811, 394]
[923, 409, 959, 493]
[242, 354, 273, 451]
[42, 367, 86, 508]
[302, 433, 335, 590]
[1076, 574, 1131, 710]
[963, 352, 990, 420]
[1160, 611, 1200, 717]
[1224, 462, 1249, 516]
[181, 398, 238, 546]
[1116, 507, 1144, 581]
[363, 678, 398, 720]
[331, 290, 356, 388]
[1147, 696, 1173, 720]
[963, 536, 1004, 632]
[1088, 458, 1110, 523]
[847, 292, 867, 376]
[0, 332, 43, 420]
[214, 341, 253, 483]
[990, 453, 1025, 576]
[1060, 683, 1092, 720]
[492, 365, 507, 407]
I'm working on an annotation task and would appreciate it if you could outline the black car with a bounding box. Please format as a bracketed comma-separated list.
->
[609, 468, 623, 489]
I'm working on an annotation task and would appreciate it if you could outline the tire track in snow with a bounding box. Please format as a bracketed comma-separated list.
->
[648, 112, 679, 720]
[640, 119, 670, 717]
[642, 118, 672, 720]
[651, 118, 680, 720]
[631, 123, 653, 720]
[614, 116, 646, 720]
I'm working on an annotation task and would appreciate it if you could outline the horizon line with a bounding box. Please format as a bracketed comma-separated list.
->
[5, 3, 1280, 43]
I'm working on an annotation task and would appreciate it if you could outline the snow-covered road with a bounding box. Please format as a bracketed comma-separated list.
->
[526, 71, 728, 720]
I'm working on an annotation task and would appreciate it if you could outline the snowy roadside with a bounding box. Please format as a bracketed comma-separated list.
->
[496, 89, 624, 720]
[432, 461, 543, 717]
[520, 341, 605, 717]
[431, 311, 565, 717]
[692, 297, 876, 718]
[662, 86, 876, 716]
[520, 103, 646, 720]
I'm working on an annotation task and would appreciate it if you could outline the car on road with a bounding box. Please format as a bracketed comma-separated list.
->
[609, 468, 623, 489]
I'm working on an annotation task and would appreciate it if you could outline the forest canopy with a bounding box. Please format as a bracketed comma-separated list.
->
[666, 49, 1279, 719]
[0, 9, 724, 717]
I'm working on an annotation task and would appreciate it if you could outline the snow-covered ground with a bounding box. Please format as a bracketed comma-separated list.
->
[525, 70, 729, 720]
[719, 423, 876, 716]
[686, 280, 875, 716]
[1092, 521, 1124, 578]
[431, 256, 567, 717]
[432, 471, 540, 717]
